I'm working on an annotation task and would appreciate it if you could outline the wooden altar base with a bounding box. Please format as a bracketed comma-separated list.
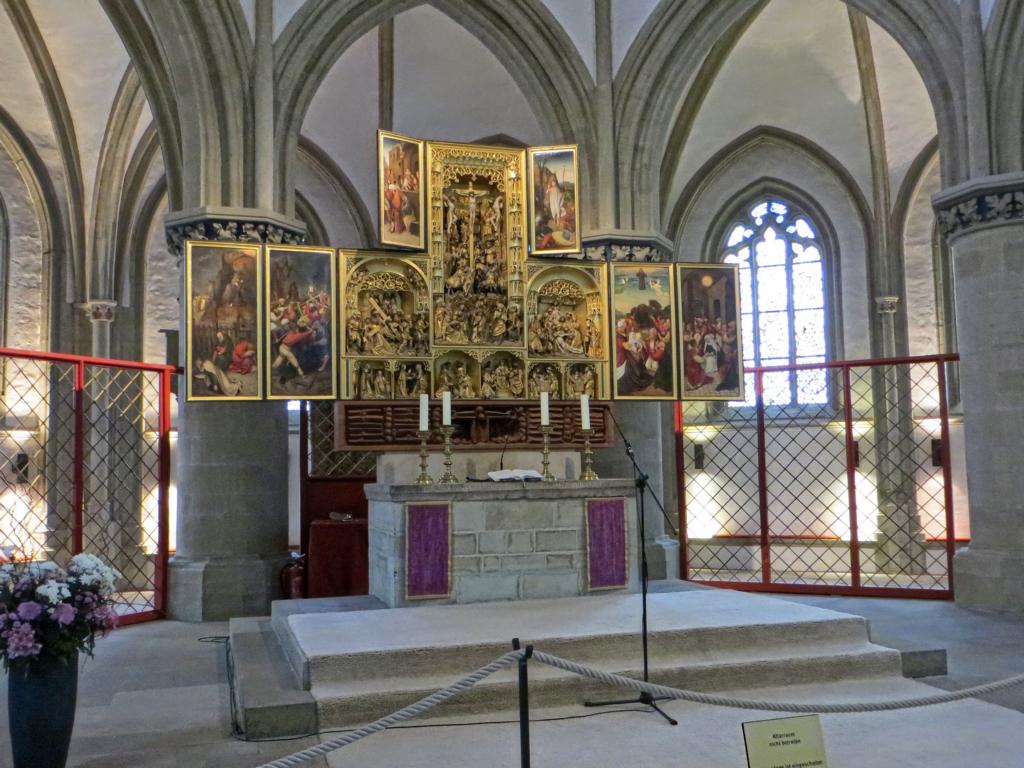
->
[335, 399, 615, 451]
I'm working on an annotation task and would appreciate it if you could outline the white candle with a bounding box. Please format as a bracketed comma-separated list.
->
[580, 394, 591, 431]
[419, 393, 429, 432]
[540, 391, 550, 426]
[442, 391, 452, 426]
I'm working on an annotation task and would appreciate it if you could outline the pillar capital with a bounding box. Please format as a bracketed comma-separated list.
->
[873, 295, 900, 314]
[933, 172, 1024, 242]
[163, 206, 307, 259]
[76, 300, 118, 324]
[581, 230, 674, 262]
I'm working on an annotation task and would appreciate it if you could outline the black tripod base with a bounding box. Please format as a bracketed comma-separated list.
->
[584, 691, 678, 725]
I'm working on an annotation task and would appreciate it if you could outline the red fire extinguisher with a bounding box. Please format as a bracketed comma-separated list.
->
[280, 552, 307, 599]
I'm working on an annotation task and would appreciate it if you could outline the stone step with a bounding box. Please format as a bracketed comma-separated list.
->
[274, 590, 904, 728]
[312, 642, 900, 728]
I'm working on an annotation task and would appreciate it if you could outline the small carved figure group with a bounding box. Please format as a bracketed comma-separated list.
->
[355, 362, 393, 400]
[527, 305, 589, 357]
[527, 364, 561, 399]
[396, 362, 431, 398]
[434, 294, 520, 346]
[346, 290, 429, 357]
[480, 358, 525, 399]
[566, 364, 597, 398]
[435, 361, 477, 398]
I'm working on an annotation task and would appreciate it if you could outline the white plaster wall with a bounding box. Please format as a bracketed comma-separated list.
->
[611, 0, 661, 75]
[302, 28, 379, 224]
[541, 0, 596, 80]
[0, 146, 45, 353]
[141, 197, 178, 366]
[867, 19, 938, 198]
[902, 154, 941, 357]
[673, 138, 872, 360]
[668, 0, 872, 215]
[294, 149, 367, 248]
[392, 6, 546, 148]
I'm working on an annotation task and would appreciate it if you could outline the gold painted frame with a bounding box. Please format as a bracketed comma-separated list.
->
[609, 262, 679, 400]
[403, 501, 453, 601]
[425, 139, 527, 352]
[676, 262, 745, 402]
[585, 496, 629, 591]
[184, 240, 263, 401]
[264, 244, 338, 400]
[338, 249, 431, 400]
[528, 145, 581, 256]
[524, 260, 610, 399]
[378, 130, 425, 250]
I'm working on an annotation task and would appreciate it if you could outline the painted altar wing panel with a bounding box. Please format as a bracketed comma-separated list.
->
[405, 502, 452, 599]
[676, 262, 745, 402]
[378, 130, 425, 250]
[528, 145, 581, 256]
[609, 262, 679, 400]
[184, 240, 264, 401]
[264, 245, 337, 400]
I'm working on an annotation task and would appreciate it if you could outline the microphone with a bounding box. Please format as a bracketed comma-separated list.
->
[498, 429, 512, 471]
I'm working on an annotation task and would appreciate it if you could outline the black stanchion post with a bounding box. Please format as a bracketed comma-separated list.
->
[513, 638, 533, 768]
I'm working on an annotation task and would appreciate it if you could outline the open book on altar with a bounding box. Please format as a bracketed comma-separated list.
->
[486, 469, 544, 482]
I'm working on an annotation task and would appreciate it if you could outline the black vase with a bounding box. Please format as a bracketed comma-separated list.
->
[7, 651, 78, 768]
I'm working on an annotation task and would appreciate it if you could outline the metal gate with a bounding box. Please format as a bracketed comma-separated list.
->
[678, 354, 962, 598]
[0, 347, 174, 624]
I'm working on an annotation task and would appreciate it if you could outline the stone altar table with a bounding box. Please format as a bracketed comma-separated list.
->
[366, 479, 639, 607]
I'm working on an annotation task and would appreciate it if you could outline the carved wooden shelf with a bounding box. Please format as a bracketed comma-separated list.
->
[335, 400, 614, 451]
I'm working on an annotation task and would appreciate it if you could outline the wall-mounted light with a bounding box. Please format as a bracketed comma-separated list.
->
[693, 444, 706, 471]
[13, 452, 29, 484]
[852, 441, 860, 469]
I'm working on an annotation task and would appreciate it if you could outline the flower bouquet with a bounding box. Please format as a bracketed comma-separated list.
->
[1, 553, 120, 671]
[2, 554, 121, 768]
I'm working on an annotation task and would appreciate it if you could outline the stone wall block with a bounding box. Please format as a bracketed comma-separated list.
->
[535, 529, 580, 552]
[506, 531, 533, 553]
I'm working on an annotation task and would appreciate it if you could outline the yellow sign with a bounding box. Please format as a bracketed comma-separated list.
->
[742, 714, 829, 768]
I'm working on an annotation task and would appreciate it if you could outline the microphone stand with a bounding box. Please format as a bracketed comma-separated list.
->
[583, 408, 678, 725]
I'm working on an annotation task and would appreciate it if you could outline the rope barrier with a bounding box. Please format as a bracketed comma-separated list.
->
[254, 647, 1024, 767]
[530, 650, 1024, 714]
[253, 650, 521, 768]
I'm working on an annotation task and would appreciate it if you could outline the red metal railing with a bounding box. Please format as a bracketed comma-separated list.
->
[677, 354, 963, 599]
[0, 347, 175, 624]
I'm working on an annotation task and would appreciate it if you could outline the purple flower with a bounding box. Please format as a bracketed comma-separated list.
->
[16, 601, 42, 621]
[3, 621, 41, 658]
[52, 602, 76, 626]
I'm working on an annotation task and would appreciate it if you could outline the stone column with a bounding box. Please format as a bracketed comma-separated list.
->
[253, 0, 275, 211]
[165, 213, 304, 620]
[871, 296, 925, 574]
[935, 174, 1024, 612]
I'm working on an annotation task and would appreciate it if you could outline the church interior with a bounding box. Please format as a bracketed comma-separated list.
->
[2, 0, 1024, 766]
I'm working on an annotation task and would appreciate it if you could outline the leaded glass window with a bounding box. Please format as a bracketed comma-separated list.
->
[721, 198, 828, 406]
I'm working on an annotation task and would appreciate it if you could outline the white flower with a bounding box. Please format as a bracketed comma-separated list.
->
[26, 561, 63, 579]
[36, 579, 72, 605]
[68, 554, 120, 595]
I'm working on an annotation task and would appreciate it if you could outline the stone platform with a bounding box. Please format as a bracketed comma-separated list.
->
[236, 588, 905, 734]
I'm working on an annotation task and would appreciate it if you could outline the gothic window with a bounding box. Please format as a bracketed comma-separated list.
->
[721, 198, 828, 407]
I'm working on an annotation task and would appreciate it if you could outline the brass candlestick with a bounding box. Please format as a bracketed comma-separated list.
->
[540, 425, 555, 482]
[415, 430, 433, 485]
[580, 428, 598, 481]
[439, 425, 458, 484]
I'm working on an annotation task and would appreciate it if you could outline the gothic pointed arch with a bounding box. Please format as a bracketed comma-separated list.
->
[90, 65, 147, 304]
[273, 0, 596, 219]
[100, 0, 183, 209]
[986, 0, 1024, 172]
[616, 0, 967, 234]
